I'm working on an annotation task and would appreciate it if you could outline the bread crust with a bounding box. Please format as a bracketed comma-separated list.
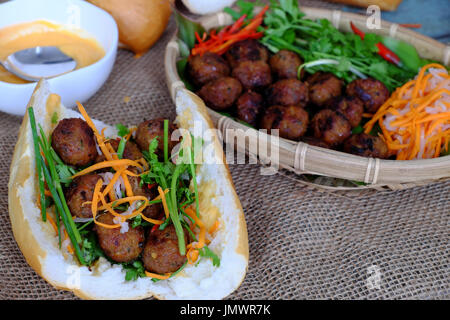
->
[8, 80, 249, 300]
[327, 0, 403, 11]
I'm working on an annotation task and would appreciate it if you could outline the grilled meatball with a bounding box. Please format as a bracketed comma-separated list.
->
[346, 78, 389, 113]
[198, 76, 242, 110]
[236, 91, 264, 127]
[311, 109, 351, 146]
[269, 49, 303, 80]
[135, 119, 177, 156]
[260, 105, 309, 141]
[329, 96, 364, 128]
[65, 174, 102, 218]
[343, 133, 389, 159]
[186, 52, 230, 87]
[95, 139, 143, 163]
[307, 72, 344, 107]
[51, 118, 97, 167]
[301, 136, 330, 149]
[142, 224, 188, 274]
[94, 212, 145, 263]
[225, 39, 269, 68]
[232, 60, 272, 90]
[266, 79, 309, 108]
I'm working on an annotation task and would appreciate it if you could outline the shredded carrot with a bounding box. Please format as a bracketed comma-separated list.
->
[98, 195, 146, 210]
[184, 205, 219, 265]
[208, 220, 220, 234]
[187, 247, 200, 264]
[101, 167, 126, 198]
[122, 172, 134, 198]
[123, 170, 140, 177]
[46, 214, 58, 234]
[92, 178, 121, 229]
[185, 207, 206, 249]
[63, 229, 74, 254]
[140, 214, 164, 225]
[124, 127, 136, 141]
[104, 141, 135, 198]
[71, 159, 143, 178]
[98, 192, 124, 219]
[145, 271, 171, 280]
[135, 158, 149, 170]
[158, 186, 170, 219]
[364, 63, 450, 160]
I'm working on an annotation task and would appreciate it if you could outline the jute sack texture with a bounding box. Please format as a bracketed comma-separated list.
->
[0, 0, 448, 299]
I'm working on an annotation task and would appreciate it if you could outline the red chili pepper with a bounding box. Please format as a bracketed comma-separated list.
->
[150, 213, 165, 233]
[375, 43, 402, 66]
[350, 21, 366, 39]
[191, 5, 268, 56]
[194, 31, 204, 44]
[255, 4, 270, 20]
[147, 183, 156, 190]
[150, 223, 159, 233]
[350, 21, 402, 67]
[399, 23, 422, 29]
[228, 14, 247, 34]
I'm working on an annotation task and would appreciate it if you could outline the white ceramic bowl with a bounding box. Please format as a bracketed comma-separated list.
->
[0, 0, 118, 116]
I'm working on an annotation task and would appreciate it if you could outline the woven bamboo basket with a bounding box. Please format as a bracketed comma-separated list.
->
[165, 6, 450, 191]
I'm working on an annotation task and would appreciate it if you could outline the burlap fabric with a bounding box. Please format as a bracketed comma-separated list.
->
[1, 0, 449, 300]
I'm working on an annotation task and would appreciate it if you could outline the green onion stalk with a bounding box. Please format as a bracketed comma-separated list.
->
[117, 137, 127, 159]
[170, 165, 187, 255]
[188, 145, 200, 218]
[28, 107, 86, 265]
[28, 108, 47, 222]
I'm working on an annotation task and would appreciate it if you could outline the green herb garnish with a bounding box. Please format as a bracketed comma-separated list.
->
[116, 123, 130, 137]
[124, 260, 147, 281]
[226, 0, 416, 91]
[51, 111, 58, 124]
[198, 246, 221, 267]
[117, 137, 127, 159]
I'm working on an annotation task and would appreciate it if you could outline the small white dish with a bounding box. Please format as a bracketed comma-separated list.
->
[0, 0, 118, 116]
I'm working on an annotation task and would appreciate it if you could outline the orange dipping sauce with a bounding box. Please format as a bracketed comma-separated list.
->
[0, 20, 105, 84]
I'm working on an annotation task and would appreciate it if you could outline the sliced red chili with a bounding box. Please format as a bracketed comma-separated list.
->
[350, 21, 402, 67]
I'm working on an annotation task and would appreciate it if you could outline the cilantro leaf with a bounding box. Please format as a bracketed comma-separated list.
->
[116, 124, 130, 137]
[123, 260, 146, 281]
[199, 246, 221, 267]
[56, 163, 76, 186]
[79, 229, 104, 265]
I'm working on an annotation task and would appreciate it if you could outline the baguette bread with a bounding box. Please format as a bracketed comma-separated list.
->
[8, 80, 249, 300]
[328, 0, 403, 11]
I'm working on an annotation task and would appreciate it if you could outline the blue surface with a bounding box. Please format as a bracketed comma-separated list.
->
[341, 0, 450, 43]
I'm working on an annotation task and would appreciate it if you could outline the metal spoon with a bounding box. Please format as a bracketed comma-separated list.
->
[0, 46, 77, 82]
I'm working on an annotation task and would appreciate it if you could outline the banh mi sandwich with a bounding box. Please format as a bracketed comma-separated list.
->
[8, 80, 248, 300]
